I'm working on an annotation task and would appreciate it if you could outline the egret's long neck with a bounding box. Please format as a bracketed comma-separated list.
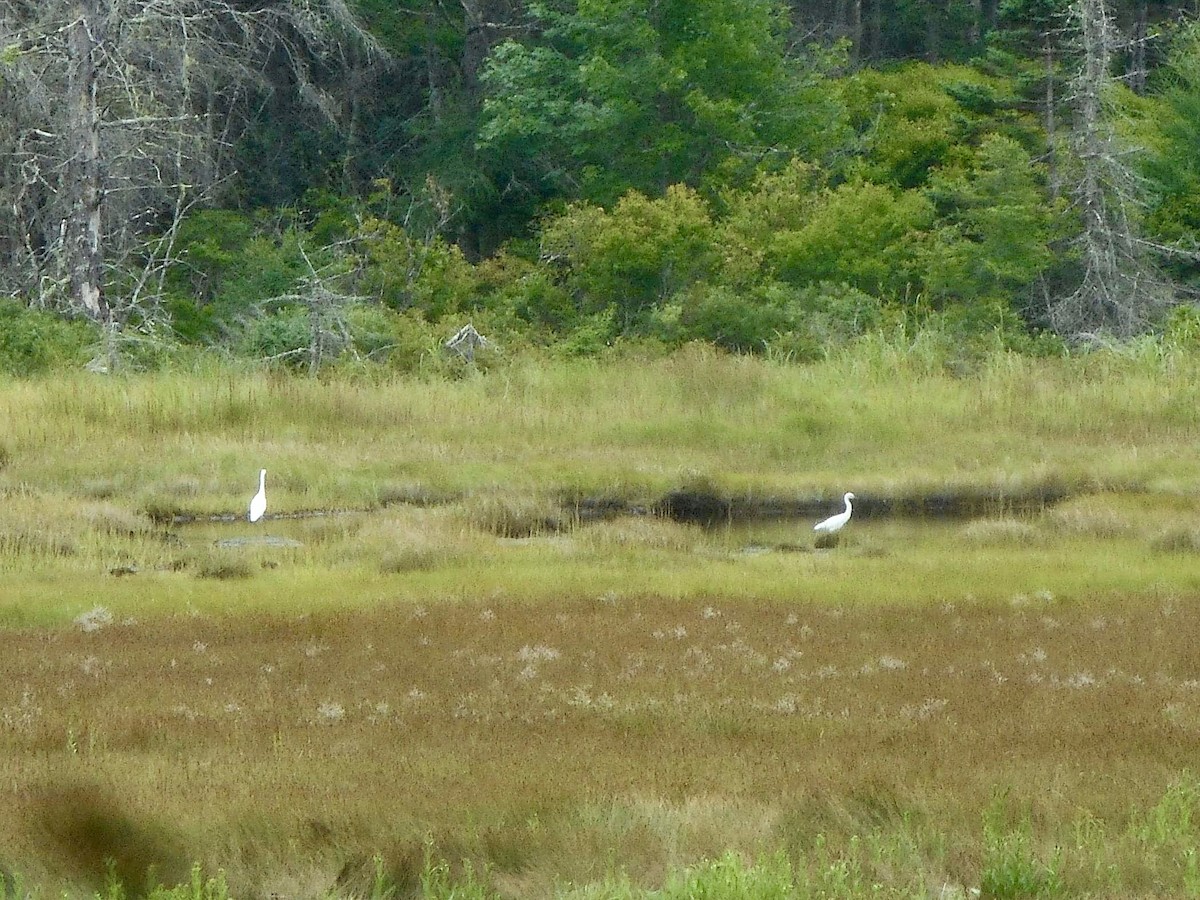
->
[260, 471, 266, 489]
[844, 495, 853, 513]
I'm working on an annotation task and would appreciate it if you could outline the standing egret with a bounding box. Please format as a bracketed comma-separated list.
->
[813, 492, 854, 534]
[248, 469, 267, 523]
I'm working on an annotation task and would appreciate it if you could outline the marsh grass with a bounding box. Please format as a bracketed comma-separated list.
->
[960, 518, 1040, 546]
[357, 508, 482, 573]
[0, 492, 164, 572]
[3, 349, 1200, 896]
[4, 497, 1200, 628]
[3, 346, 1200, 518]
[188, 548, 257, 580]
[459, 491, 569, 538]
[1150, 526, 1200, 553]
[576, 516, 702, 553]
[4, 595, 1200, 896]
[1043, 495, 1135, 539]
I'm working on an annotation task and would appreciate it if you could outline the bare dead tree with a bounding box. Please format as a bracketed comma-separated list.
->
[0, 0, 385, 328]
[255, 241, 366, 374]
[444, 322, 490, 363]
[65, 0, 108, 320]
[1050, 0, 1172, 338]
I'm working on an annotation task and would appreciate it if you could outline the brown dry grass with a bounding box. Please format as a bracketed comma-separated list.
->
[2, 593, 1198, 896]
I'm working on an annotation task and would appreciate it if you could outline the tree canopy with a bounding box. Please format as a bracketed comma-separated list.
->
[2, 0, 1199, 371]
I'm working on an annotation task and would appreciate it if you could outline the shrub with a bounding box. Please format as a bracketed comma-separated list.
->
[161, 210, 257, 305]
[680, 285, 792, 354]
[162, 212, 304, 343]
[357, 218, 478, 319]
[771, 181, 935, 299]
[477, 251, 577, 332]
[236, 307, 312, 366]
[677, 281, 883, 359]
[539, 186, 717, 332]
[0, 300, 95, 375]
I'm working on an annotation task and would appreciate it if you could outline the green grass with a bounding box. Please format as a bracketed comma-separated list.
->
[3, 346, 1200, 897]
[3, 500, 1200, 628]
[6, 786, 1200, 898]
[3, 344, 1200, 520]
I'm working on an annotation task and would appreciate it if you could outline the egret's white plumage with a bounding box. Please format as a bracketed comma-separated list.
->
[813, 491, 854, 534]
[249, 469, 267, 523]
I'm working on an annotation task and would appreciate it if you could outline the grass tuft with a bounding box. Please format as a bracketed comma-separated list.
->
[0, 527, 78, 559]
[189, 548, 256, 580]
[960, 518, 1040, 546]
[1045, 496, 1133, 539]
[980, 795, 1064, 900]
[460, 492, 568, 538]
[577, 516, 701, 553]
[1150, 527, 1200, 553]
[140, 498, 187, 526]
[358, 509, 478, 573]
[376, 481, 445, 508]
[78, 501, 156, 537]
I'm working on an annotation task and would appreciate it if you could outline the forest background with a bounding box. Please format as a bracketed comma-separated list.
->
[3, 0, 1200, 375]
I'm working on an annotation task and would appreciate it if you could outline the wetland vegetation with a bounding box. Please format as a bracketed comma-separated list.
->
[9, 0, 1200, 893]
[3, 347, 1200, 897]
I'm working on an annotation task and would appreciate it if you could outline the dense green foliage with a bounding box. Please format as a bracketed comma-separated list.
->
[0, 301, 95, 375]
[4, 1, 1200, 372]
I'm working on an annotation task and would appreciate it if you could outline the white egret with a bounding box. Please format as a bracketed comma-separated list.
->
[813, 492, 854, 534]
[248, 469, 267, 523]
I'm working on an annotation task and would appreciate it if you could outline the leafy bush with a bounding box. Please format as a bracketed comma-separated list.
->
[476, 251, 577, 332]
[357, 218, 478, 318]
[162, 214, 307, 343]
[771, 181, 935, 299]
[838, 63, 1024, 189]
[680, 285, 792, 354]
[0, 300, 95, 375]
[236, 307, 311, 365]
[677, 281, 883, 359]
[161, 210, 257, 305]
[539, 186, 717, 331]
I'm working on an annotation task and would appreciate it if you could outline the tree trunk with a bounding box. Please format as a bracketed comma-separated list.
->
[851, 0, 864, 62]
[968, 0, 982, 46]
[65, 0, 109, 321]
[1044, 31, 1058, 199]
[869, 0, 883, 58]
[1129, 0, 1148, 93]
[926, 0, 941, 63]
[1050, 0, 1168, 338]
